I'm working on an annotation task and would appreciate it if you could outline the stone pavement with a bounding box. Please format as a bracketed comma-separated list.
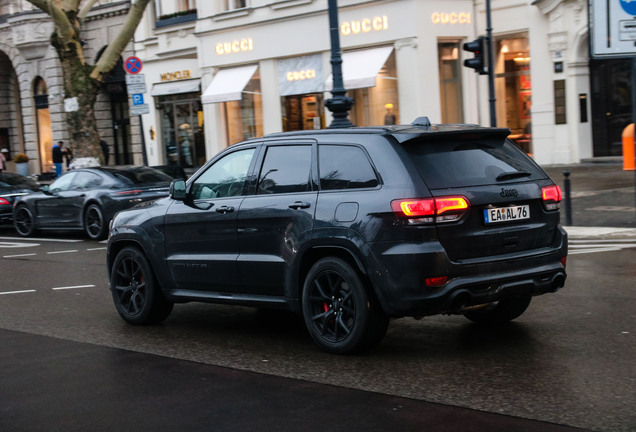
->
[542, 159, 636, 239]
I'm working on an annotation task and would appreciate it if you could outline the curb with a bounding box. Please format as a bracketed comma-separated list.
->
[563, 226, 636, 239]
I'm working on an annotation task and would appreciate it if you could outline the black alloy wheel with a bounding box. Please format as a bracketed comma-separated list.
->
[84, 203, 107, 240]
[302, 257, 389, 354]
[463, 294, 532, 325]
[110, 247, 173, 325]
[14, 205, 36, 237]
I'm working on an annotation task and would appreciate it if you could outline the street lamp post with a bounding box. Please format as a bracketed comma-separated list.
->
[325, 0, 354, 128]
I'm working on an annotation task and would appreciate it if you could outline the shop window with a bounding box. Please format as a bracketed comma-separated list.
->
[33, 77, 53, 174]
[349, 51, 399, 126]
[222, 70, 263, 145]
[282, 95, 324, 131]
[495, 37, 532, 154]
[158, 94, 205, 168]
[438, 41, 464, 124]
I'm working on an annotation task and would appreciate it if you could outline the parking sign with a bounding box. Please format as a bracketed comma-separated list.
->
[131, 94, 145, 106]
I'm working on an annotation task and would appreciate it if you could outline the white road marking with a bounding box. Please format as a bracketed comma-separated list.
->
[569, 239, 636, 255]
[86, 247, 107, 251]
[0, 289, 36, 295]
[0, 236, 82, 243]
[47, 250, 79, 255]
[52, 284, 95, 291]
[0, 241, 40, 248]
[3, 253, 37, 258]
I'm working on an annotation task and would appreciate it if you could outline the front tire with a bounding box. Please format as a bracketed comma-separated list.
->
[84, 203, 107, 240]
[463, 294, 532, 325]
[110, 246, 173, 325]
[14, 205, 36, 237]
[302, 257, 389, 354]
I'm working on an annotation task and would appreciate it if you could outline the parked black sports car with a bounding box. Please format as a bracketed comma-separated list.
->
[13, 166, 172, 240]
[0, 173, 40, 224]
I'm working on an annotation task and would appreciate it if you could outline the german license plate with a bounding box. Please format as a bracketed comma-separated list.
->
[484, 205, 530, 224]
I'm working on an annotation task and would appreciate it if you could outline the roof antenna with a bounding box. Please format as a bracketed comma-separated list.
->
[412, 116, 431, 127]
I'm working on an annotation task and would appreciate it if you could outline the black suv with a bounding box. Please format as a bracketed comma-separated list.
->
[107, 117, 567, 354]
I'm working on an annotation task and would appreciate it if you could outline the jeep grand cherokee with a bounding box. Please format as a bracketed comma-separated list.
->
[107, 117, 567, 354]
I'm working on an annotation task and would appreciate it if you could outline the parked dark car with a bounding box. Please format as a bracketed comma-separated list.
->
[0, 173, 40, 224]
[14, 166, 172, 240]
[107, 117, 568, 354]
[151, 164, 187, 180]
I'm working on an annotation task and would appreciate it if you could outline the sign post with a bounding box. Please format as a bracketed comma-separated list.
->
[124, 58, 148, 165]
[589, 0, 636, 219]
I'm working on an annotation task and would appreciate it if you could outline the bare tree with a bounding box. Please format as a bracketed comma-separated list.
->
[26, 0, 151, 162]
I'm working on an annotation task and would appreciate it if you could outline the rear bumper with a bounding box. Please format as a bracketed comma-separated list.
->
[368, 230, 568, 317]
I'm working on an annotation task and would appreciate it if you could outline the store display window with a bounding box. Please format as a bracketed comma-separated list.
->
[438, 40, 464, 124]
[222, 71, 263, 145]
[282, 94, 325, 131]
[348, 50, 399, 126]
[495, 36, 532, 154]
[158, 93, 205, 168]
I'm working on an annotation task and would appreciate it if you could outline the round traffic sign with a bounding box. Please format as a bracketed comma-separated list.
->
[124, 56, 143, 74]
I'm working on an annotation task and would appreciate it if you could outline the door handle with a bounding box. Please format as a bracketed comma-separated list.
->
[289, 201, 310, 209]
[215, 205, 234, 214]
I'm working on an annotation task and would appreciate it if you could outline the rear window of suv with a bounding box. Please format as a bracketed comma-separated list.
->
[400, 137, 546, 189]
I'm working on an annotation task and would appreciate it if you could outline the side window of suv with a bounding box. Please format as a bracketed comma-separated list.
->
[190, 148, 255, 199]
[318, 145, 379, 190]
[257, 145, 312, 194]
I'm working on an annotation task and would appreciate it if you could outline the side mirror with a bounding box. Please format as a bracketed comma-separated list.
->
[169, 179, 187, 201]
[41, 185, 51, 195]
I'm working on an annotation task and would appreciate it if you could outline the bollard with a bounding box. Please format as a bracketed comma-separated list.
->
[622, 123, 635, 171]
[563, 170, 572, 226]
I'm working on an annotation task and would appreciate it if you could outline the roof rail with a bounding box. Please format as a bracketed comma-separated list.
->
[411, 116, 431, 127]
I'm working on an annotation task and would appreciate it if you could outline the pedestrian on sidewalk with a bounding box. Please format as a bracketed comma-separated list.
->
[0, 148, 7, 172]
[52, 141, 65, 178]
[100, 139, 109, 165]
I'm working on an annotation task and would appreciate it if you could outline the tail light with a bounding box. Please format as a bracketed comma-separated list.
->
[113, 189, 143, 196]
[391, 196, 470, 225]
[541, 185, 562, 211]
[0, 197, 10, 205]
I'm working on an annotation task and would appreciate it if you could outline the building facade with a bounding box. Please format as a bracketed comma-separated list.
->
[0, 0, 629, 176]
[0, 0, 141, 176]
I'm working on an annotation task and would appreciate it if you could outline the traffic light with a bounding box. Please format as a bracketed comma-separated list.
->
[463, 36, 487, 75]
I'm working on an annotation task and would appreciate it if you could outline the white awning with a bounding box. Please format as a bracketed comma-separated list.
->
[150, 79, 200, 97]
[202, 65, 258, 104]
[324, 46, 394, 91]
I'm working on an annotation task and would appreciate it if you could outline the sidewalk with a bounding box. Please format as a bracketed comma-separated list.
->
[542, 159, 636, 238]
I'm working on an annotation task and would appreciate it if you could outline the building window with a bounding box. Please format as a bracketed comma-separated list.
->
[438, 40, 464, 124]
[225, 0, 247, 11]
[222, 70, 263, 145]
[178, 0, 195, 11]
[349, 50, 399, 126]
[158, 94, 205, 168]
[495, 36, 532, 153]
[33, 77, 53, 174]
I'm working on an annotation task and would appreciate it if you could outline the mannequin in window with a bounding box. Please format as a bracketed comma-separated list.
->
[384, 103, 397, 125]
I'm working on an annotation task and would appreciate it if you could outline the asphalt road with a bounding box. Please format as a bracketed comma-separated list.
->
[1, 227, 635, 431]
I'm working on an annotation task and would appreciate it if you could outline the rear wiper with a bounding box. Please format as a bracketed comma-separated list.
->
[495, 171, 532, 181]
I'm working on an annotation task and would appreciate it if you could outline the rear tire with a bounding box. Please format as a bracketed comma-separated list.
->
[302, 257, 389, 354]
[84, 203, 107, 240]
[463, 294, 532, 325]
[110, 246, 173, 325]
[14, 205, 36, 237]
